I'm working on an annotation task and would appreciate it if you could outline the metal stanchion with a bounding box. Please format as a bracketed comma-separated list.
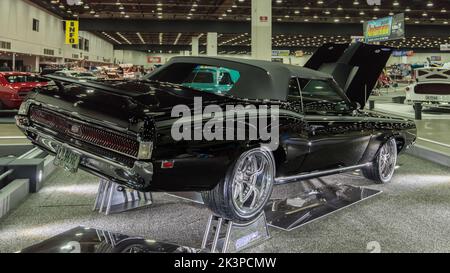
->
[369, 100, 375, 110]
[414, 102, 422, 120]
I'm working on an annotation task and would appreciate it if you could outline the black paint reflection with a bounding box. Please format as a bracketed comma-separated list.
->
[264, 184, 381, 231]
[20, 226, 201, 253]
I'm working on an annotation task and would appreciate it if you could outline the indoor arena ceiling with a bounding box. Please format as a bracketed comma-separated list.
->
[30, 0, 450, 24]
[29, 0, 450, 51]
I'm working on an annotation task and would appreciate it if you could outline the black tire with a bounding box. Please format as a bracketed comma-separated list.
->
[362, 138, 398, 184]
[0, 100, 4, 110]
[202, 148, 275, 223]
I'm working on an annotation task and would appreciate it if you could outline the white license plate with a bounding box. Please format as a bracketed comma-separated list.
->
[54, 146, 81, 173]
[425, 95, 439, 101]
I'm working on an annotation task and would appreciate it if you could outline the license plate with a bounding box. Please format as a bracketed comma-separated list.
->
[425, 95, 439, 101]
[54, 145, 81, 173]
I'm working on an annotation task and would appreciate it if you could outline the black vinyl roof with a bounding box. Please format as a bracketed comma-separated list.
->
[149, 56, 332, 101]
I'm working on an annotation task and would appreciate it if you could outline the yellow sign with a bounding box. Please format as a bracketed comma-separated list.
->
[65, 20, 79, 45]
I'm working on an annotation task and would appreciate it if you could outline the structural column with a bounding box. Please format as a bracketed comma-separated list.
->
[207, 32, 218, 56]
[192, 36, 199, 56]
[35, 56, 40, 73]
[12, 53, 16, 71]
[251, 0, 272, 61]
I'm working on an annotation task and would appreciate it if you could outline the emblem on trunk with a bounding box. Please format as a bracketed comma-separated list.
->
[71, 125, 81, 134]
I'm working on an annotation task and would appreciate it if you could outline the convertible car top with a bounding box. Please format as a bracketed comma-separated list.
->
[149, 55, 332, 102]
[149, 42, 393, 107]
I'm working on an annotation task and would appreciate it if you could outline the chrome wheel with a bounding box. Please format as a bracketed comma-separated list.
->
[231, 148, 275, 219]
[378, 139, 397, 182]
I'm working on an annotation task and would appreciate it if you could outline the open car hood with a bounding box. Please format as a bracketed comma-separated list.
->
[305, 42, 393, 108]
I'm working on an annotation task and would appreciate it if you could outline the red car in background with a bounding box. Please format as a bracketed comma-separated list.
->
[0, 72, 50, 110]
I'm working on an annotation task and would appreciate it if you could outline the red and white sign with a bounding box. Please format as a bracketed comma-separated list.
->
[147, 56, 162, 63]
[260, 16, 268, 22]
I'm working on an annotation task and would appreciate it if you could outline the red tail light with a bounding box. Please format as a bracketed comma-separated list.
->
[29, 107, 140, 158]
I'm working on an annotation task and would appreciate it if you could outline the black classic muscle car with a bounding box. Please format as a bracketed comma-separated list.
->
[16, 42, 416, 222]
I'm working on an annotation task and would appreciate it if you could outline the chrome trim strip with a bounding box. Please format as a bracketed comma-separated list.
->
[274, 163, 372, 185]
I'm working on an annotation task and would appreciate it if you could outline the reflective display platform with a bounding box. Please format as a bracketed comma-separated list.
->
[20, 226, 201, 253]
[264, 184, 381, 231]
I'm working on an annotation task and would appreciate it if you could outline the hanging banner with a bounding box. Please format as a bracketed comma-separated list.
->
[364, 13, 405, 43]
[272, 50, 290, 57]
[147, 56, 162, 63]
[65, 20, 79, 45]
[392, 50, 414, 57]
[440, 44, 450, 51]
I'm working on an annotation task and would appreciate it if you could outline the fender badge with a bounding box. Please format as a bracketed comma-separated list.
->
[161, 160, 175, 169]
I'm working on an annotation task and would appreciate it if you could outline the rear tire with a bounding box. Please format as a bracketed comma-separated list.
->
[362, 138, 397, 184]
[202, 148, 275, 223]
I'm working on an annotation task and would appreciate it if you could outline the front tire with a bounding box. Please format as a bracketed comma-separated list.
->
[202, 148, 275, 223]
[362, 138, 398, 184]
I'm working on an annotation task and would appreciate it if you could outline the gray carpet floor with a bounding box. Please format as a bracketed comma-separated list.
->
[0, 154, 449, 253]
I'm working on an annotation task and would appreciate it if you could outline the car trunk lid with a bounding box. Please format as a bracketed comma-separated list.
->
[32, 76, 230, 132]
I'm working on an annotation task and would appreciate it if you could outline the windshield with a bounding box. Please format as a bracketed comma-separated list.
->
[149, 64, 241, 95]
[5, 75, 49, 83]
[289, 78, 350, 113]
[76, 73, 95, 77]
[185, 71, 215, 84]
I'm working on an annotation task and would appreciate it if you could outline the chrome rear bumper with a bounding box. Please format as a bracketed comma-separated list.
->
[16, 117, 153, 191]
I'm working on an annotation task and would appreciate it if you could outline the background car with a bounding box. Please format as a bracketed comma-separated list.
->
[52, 70, 98, 81]
[182, 66, 240, 94]
[0, 72, 49, 110]
[405, 67, 450, 109]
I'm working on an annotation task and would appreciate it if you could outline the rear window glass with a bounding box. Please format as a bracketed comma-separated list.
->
[151, 64, 241, 94]
[5, 75, 49, 83]
[415, 83, 450, 95]
[187, 71, 214, 84]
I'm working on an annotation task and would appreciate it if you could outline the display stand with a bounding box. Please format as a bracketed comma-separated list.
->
[201, 213, 270, 253]
[93, 179, 153, 215]
[264, 183, 382, 231]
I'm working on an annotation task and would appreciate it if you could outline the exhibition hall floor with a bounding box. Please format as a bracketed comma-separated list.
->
[1, 154, 449, 253]
[369, 89, 450, 163]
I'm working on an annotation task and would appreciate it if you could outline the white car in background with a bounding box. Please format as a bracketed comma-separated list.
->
[52, 70, 98, 81]
[405, 67, 450, 109]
